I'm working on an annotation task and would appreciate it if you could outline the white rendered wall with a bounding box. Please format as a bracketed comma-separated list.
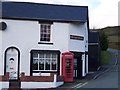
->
[1, 19, 69, 76]
[68, 23, 87, 52]
[1, 19, 88, 77]
[21, 82, 64, 89]
[84, 22, 88, 74]
[0, 82, 9, 89]
[84, 22, 88, 52]
[0, 19, 3, 75]
[68, 22, 89, 76]
[0, 30, 3, 75]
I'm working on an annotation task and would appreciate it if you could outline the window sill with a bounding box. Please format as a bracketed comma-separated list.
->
[32, 70, 57, 73]
[38, 42, 53, 45]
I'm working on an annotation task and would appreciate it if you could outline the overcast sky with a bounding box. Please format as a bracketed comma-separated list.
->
[3, 0, 120, 29]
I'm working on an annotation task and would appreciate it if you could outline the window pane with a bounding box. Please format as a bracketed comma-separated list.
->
[32, 59, 38, 70]
[41, 25, 44, 29]
[40, 38, 45, 41]
[39, 53, 44, 58]
[40, 34, 44, 38]
[46, 34, 50, 38]
[52, 59, 57, 70]
[46, 53, 51, 58]
[48, 30, 50, 33]
[45, 59, 50, 70]
[48, 25, 51, 30]
[52, 54, 57, 58]
[33, 53, 38, 58]
[39, 59, 44, 70]
[40, 24, 51, 42]
[46, 38, 50, 41]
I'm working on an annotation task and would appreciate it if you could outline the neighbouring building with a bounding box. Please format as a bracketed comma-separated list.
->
[0, 1, 89, 89]
[88, 32, 101, 71]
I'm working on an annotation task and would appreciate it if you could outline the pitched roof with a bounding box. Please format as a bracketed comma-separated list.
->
[2, 2, 88, 22]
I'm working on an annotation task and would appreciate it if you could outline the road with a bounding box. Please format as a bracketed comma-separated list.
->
[74, 48, 119, 89]
[29, 48, 119, 90]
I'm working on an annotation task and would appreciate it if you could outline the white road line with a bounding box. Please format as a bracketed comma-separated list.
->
[71, 83, 82, 88]
[76, 82, 88, 88]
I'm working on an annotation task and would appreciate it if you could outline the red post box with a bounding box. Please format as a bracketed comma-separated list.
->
[62, 52, 74, 82]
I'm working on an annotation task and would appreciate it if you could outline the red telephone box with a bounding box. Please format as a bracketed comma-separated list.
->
[62, 52, 74, 82]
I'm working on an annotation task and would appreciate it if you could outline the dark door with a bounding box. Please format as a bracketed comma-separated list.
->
[74, 58, 77, 78]
[77, 57, 82, 79]
[74, 57, 82, 79]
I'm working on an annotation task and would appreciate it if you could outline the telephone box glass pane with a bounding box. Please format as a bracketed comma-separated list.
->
[66, 59, 71, 69]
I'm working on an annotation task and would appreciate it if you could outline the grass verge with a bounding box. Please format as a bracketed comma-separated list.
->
[101, 51, 110, 65]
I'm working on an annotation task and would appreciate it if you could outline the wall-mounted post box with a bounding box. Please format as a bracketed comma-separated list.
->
[62, 52, 74, 82]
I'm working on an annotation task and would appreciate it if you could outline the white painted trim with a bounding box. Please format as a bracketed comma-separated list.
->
[82, 54, 86, 77]
[86, 55, 88, 74]
[21, 82, 64, 89]
[54, 74, 57, 82]
[0, 82, 9, 89]
[88, 43, 99, 45]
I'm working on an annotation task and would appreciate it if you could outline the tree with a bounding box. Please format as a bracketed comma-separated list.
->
[100, 32, 108, 51]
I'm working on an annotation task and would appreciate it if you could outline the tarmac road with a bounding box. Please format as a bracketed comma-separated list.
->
[75, 48, 119, 89]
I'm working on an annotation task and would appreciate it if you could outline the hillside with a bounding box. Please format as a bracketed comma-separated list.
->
[90, 26, 120, 49]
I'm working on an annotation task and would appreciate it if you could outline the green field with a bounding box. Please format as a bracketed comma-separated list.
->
[108, 36, 119, 42]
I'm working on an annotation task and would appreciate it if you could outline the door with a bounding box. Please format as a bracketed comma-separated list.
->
[74, 58, 77, 78]
[74, 57, 82, 79]
[77, 57, 82, 79]
[5, 47, 19, 80]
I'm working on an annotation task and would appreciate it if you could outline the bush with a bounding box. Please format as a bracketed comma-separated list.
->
[101, 51, 110, 65]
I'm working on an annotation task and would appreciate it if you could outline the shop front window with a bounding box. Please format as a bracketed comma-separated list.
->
[32, 52, 58, 72]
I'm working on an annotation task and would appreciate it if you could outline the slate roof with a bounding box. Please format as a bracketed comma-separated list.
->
[1, 2, 88, 22]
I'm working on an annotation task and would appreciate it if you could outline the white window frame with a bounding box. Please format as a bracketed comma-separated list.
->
[32, 53, 58, 72]
[40, 24, 52, 42]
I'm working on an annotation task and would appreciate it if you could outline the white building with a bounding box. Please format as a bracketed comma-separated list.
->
[0, 1, 89, 89]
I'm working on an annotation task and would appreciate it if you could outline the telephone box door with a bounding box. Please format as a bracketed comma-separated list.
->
[62, 52, 74, 82]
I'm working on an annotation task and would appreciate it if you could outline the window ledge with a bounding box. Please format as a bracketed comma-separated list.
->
[38, 42, 53, 45]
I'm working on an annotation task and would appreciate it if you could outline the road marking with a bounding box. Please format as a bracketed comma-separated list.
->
[71, 83, 82, 88]
[66, 82, 88, 90]
[76, 82, 88, 88]
[115, 54, 118, 65]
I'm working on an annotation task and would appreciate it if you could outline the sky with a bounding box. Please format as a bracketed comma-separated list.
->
[3, 0, 120, 29]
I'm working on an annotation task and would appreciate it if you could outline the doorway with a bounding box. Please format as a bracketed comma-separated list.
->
[74, 57, 82, 79]
[72, 52, 82, 79]
[5, 47, 20, 80]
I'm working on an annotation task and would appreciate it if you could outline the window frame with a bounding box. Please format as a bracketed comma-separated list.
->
[32, 53, 58, 72]
[30, 50, 60, 75]
[39, 24, 52, 43]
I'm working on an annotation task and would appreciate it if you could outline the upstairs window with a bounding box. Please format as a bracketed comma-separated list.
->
[40, 24, 51, 42]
